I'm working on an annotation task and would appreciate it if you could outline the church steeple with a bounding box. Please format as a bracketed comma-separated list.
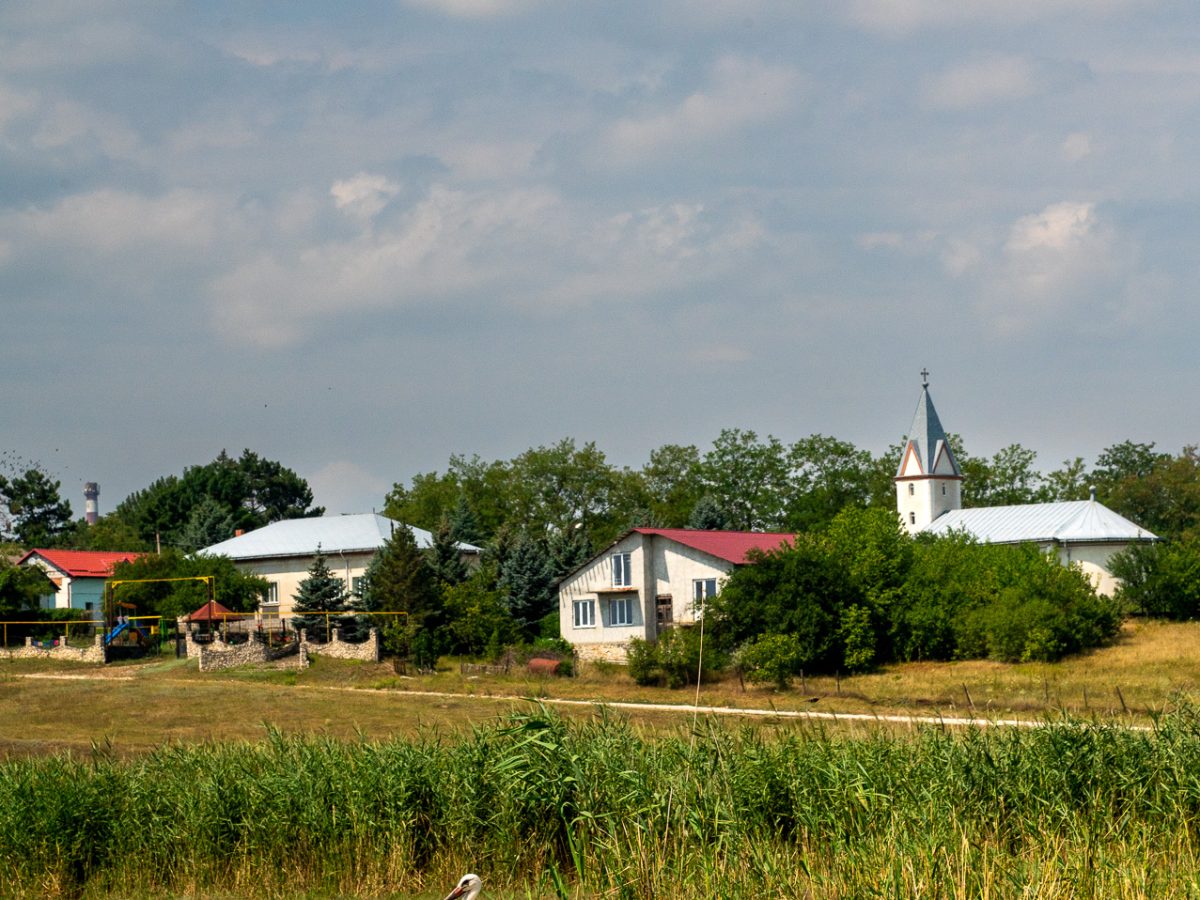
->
[896, 371, 962, 533]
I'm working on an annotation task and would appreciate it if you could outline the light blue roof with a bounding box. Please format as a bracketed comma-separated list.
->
[199, 513, 481, 560]
[922, 500, 1157, 545]
[897, 386, 961, 478]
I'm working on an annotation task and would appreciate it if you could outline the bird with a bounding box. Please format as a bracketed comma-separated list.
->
[443, 873, 482, 900]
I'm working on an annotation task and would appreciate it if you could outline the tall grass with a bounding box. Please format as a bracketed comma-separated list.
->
[4, 707, 1200, 897]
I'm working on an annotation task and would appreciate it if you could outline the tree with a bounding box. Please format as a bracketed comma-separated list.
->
[0, 562, 56, 615]
[785, 434, 874, 532]
[176, 497, 236, 553]
[0, 468, 73, 546]
[368, 523, 444, 660]
[687, 494, 733, 530]
[448, 494, 483, 546]
[1041, 457, 1090, 501]
[498, 533, 556, 639]
[642, 444, 704, 527]
[428, 518, 468, 588]
[113, 450, 322, 547]
[109, 551, 267, 621]
[291, 548, 351, 640]
[59, 515, 150, 552]
[699, 428, 791, 530]
[1111, 537, 1200, 619]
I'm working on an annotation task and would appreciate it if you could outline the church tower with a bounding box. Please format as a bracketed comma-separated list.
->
[896, 370, 962, 534]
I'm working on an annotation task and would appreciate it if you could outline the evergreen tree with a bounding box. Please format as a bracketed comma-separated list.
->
[290, 547, 351, 640]
[448, 494, 482, 546]
[548, 525, 591, 576]
[176, 497, 236, 553]
[498, 533, 556, 638]
[428, 517, 468, 587]
[369, 524, 444, 661]
[0, 468, 73, 546]
[688, 494, 733, 530]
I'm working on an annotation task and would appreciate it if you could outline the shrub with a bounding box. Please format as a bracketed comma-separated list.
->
[732, 633, 802, 690]
[625, 638, 659, 686]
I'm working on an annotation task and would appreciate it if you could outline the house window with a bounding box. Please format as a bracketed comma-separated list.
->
[693, 578, 718, 603]
[942, 484, 946, 495]
[609, 595, 634, 626]
[263, 582, 279, 605]
[612, 552, 633, 587]
[908, 483, 914, 496]
[909, 511, 916, 525]
[573, 598, 596, 628]
[352, 576, 365, 596]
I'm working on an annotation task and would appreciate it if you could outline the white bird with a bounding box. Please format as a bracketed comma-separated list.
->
[443, 873, 482, 900]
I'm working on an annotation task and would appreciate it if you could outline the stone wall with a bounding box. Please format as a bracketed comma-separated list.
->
[305, 627, 380, 662]
[0, 634, 106, 665]
[574, 641, 631, 663]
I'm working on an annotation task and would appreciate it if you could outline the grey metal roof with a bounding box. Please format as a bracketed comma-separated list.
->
[199, 513, 481, 560]
[897, 387, 961, 478]
[921, 500, 1157, 545]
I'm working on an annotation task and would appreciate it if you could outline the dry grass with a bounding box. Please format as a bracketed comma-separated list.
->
[3, 618, 1200, 758]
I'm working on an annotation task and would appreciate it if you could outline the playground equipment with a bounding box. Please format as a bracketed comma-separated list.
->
[104, 603, 151, 646]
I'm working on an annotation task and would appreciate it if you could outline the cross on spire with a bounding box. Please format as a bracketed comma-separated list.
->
[920, 367, 930, 388]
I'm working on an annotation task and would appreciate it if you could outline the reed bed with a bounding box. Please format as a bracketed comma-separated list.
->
[3, 707, 1200, 898]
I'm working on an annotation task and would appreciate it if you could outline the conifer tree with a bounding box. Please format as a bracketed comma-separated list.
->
[498, 533, 556, 638]
[291, 547, 351, 640]
[448, 494, 482, 545]
[429, 517, 468, 588]
[369, 523, 444, 662]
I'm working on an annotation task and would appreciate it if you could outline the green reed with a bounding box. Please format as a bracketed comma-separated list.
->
[4, 707, 1200, 897]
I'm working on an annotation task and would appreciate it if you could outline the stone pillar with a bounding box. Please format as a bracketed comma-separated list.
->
[24, 636, 32, 648]
[331, 627, 340, 644]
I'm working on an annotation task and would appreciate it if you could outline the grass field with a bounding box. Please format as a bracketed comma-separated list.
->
[4, 620, 1200, 897]
[3, 618, 1200, 757]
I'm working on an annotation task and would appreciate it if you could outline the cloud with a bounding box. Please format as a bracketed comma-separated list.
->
[330, 173, 402, 221]
[398, 0, 546, 19]
[601, 56, 803, 164]
[921, 56, 1045, 110]
[1061, 132, 1093, 162]
[845, 0, 1138, 35]
[208, 183, 562, 347]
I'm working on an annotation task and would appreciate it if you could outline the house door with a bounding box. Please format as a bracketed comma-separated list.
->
[655, 595, 673, 636]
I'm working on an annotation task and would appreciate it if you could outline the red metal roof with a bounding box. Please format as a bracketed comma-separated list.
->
[18, 549, 142, 578]
[187, 600, 237, 622]
[631, 528, 795, 564]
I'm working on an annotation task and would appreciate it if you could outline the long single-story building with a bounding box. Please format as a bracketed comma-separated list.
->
[558, 527, 795, 662]
[200, 513, 480, 616]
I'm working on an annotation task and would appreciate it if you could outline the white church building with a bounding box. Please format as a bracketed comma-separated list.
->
[895, 376, 1156, 595]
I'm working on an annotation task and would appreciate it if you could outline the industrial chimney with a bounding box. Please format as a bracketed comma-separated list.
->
[83, 482, 100, 524]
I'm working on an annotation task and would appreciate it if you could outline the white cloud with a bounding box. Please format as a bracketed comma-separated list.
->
[399, 0, 545, 19]
[1061, 132, 1093, 162]
[846, 0, 1138, 35]
[209, 183, 562, 347]
[602, 56, 803, 164]
[1006, 201, 1096, 254]
[922, 56, 1042, 110]
[330, 173, 401, 220]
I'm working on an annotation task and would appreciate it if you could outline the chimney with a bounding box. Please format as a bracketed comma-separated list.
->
[235, 529, 245, 537]
[83, 483, 100, 525]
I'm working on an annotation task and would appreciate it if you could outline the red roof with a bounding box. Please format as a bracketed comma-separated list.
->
[187, 600, 237, 622]
[18, 549, 142, 578]
[631, 528, 795, 564]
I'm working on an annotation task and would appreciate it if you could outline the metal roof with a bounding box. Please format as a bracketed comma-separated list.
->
[199, 514, 481, 561]
[896, 386, 961, 478]
[18, 549, 142, 578]
[921, 500, 1157, 545]
[632, 528, 796, 564]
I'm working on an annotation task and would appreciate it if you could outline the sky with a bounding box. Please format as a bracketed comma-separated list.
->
[2, 0, 1199, 517]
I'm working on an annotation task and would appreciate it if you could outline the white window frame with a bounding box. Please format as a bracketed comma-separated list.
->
[262, 582, 279, 605]
[612, 552, 633, 587]
[693, 578, 718, 604]
[573, 598, 596, 629]
[609, 595, 634, 627]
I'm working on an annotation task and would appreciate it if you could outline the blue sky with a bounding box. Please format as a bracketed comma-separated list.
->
[2, 0, 1198, 516]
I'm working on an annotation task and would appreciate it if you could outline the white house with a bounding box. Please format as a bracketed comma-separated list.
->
[558, 528, 794, 662]
[897, 375, 1157, 595]
[200, 514, 480, 617]
[17, 549, 142, 615]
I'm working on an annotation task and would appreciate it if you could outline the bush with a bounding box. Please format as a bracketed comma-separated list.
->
[624, 628, 716, 688]
[625, 638, 659, 686]
[732, 633, 802, 690]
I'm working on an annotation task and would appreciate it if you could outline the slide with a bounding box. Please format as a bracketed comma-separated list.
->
[105, 621, 148, 646]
